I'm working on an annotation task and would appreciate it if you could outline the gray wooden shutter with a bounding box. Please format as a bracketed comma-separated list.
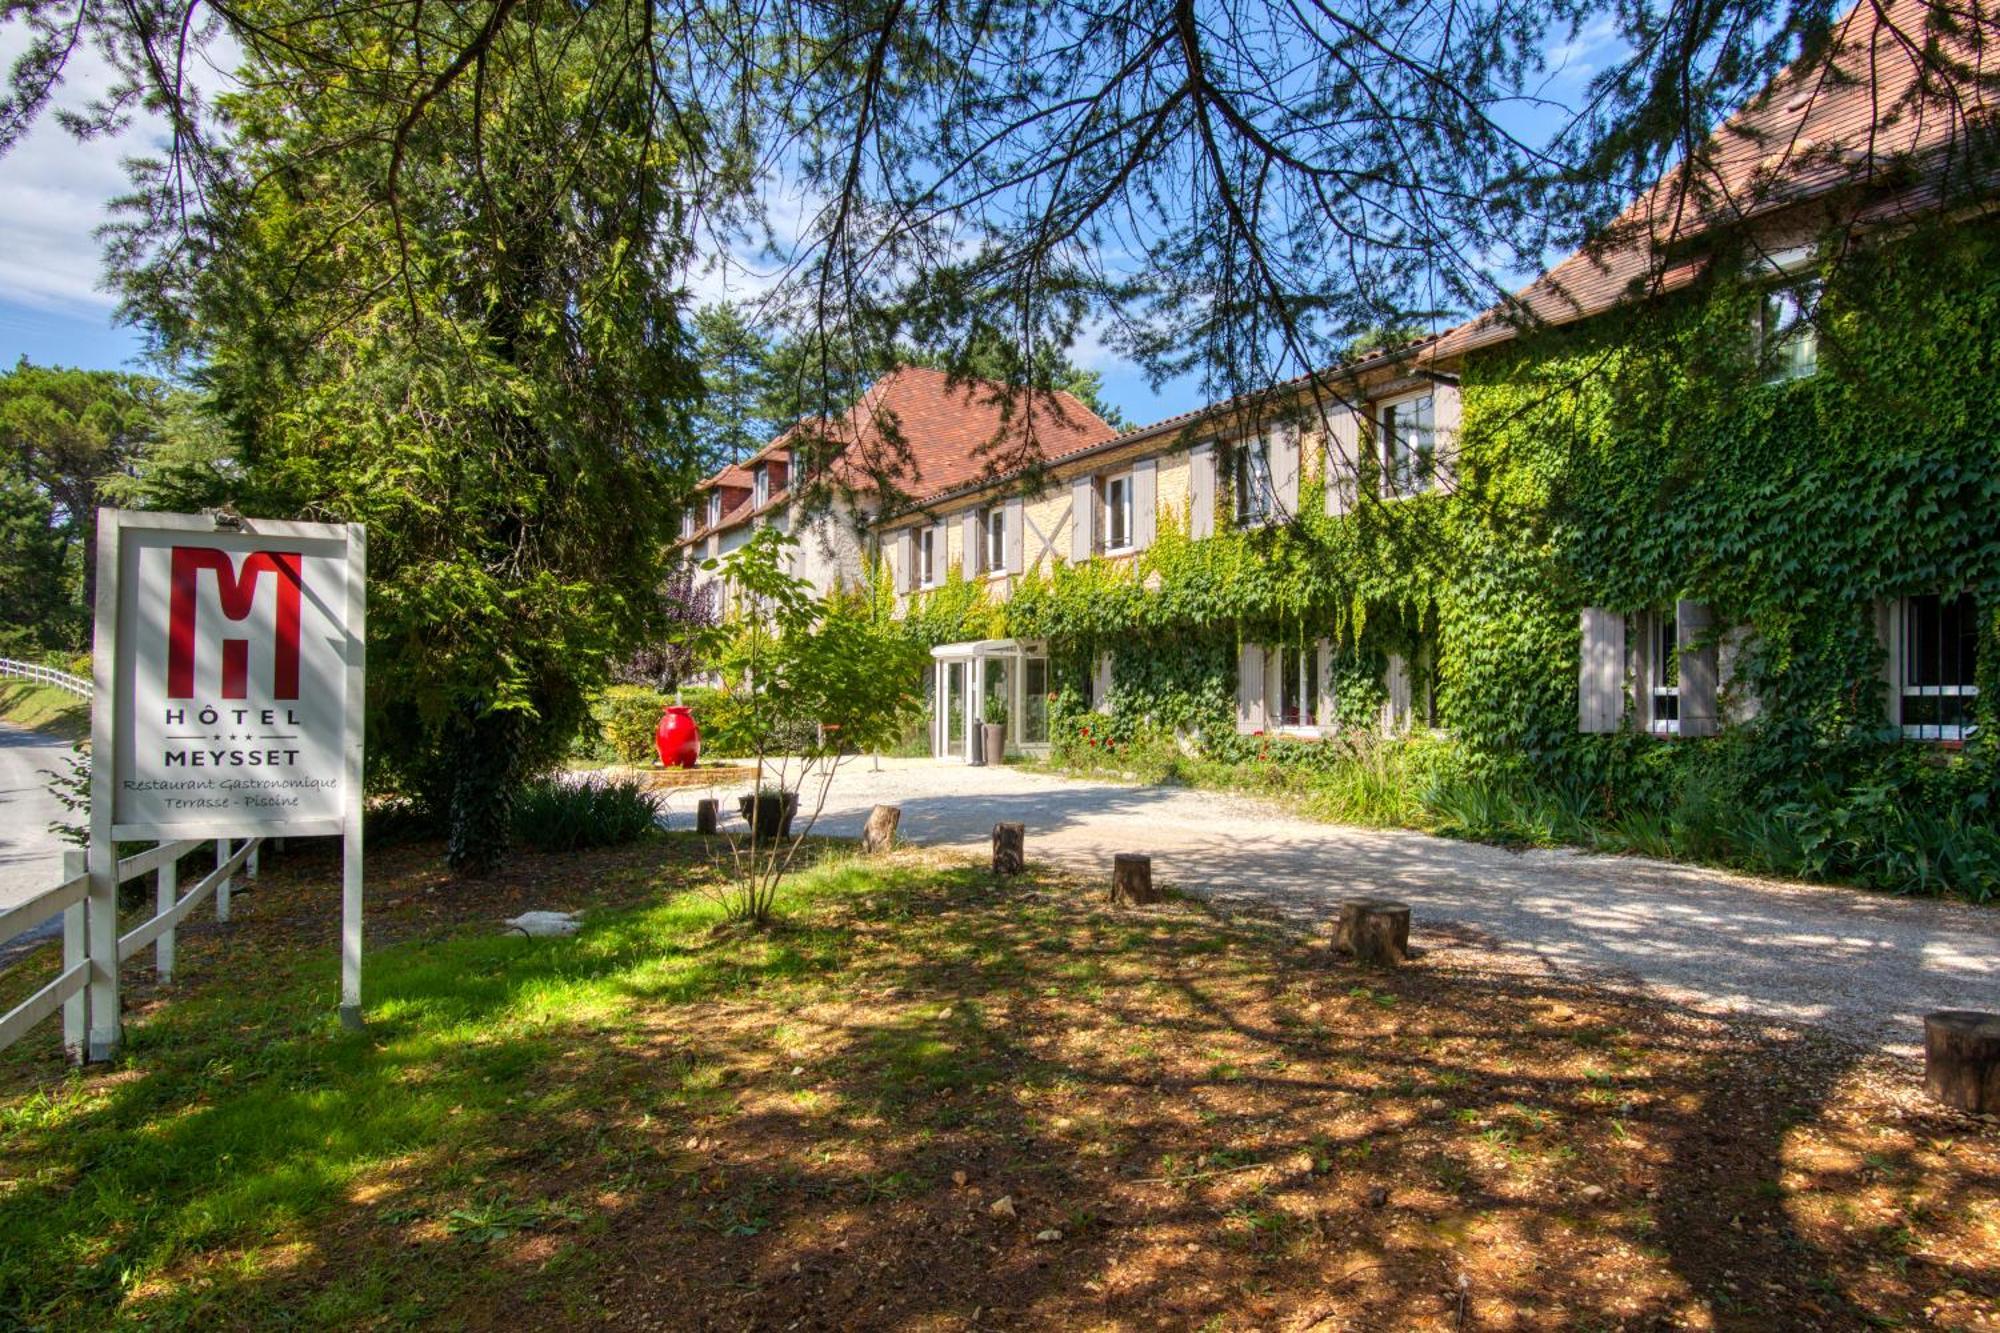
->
[1326, 410, 1361, 515]
[1578, 607, 1626, 733]
[894, 528, 912, 593]
[1190, 445, 1216, 539]
[1070, 476, 1095, 562]
[1316, 638, 1336, 729]
[1272, 425, 1300, 519]
[1432, 381, 1462, 491]
[1382, 653, 1411, 734]
[1718, 625, 1760, 724]
[962, 511, 982, 576]
[1005, 497, 1024, 575]
[1131, 458, 1158, 550]
[1235, 642, 1266, 733]
[1676, 600, 1718, 736]
[1876, 599, 1900, 729]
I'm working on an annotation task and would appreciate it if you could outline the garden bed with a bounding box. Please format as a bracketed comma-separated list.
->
[0, 837, 1994, 1329]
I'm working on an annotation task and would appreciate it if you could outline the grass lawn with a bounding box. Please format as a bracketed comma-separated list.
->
[1, 834, 1995, 1330]
[0, 681, 89, 740]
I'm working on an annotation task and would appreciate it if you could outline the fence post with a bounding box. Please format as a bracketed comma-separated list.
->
[62, 849, 86, 1062]
[156, 846, 177, 985]
[246, 840, 260, 879]
[84, 840, 119, 1062]
[214, 838, 232, 923]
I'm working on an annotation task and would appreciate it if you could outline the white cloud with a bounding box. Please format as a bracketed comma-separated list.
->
[0, 25, 171, 314]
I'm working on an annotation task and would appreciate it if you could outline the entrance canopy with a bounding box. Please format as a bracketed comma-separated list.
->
[927, 639, 1050, 762]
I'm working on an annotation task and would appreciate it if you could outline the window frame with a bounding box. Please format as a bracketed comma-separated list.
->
[1899, 593, 1980, 742]
[917, 526, 939, 589]
[1633, 609, 1681, 737]
[1758, 278, 1821, 384]
[1232, 439, 1274, 526]
[1101, 471, 1136, 552]
[752, 465, 769, 510]
[984, 506, 1007, 576]
[1378, 391, 1438, 500]
[1272, 644, 1326, 733]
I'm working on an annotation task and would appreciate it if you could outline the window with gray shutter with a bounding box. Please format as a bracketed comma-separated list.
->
[1131, 458, 1157, 550]
[1070, 476, 1094, 562]
[1235, 642, 1266, 733]
[1577, 607, 1626, 733]
[1005, 497, 1025, 574]
[1189, 445, 1216, 539]
[1676, 600, 1719, 736]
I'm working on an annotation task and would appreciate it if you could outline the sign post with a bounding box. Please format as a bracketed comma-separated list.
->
[89, 509, 366, 1059]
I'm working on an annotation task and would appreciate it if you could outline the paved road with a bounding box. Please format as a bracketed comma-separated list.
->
[0, 721, 74, 957]
[657, 759, 2000, 1054]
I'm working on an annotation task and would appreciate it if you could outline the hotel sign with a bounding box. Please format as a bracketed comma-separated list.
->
[97, 510, 365, 841]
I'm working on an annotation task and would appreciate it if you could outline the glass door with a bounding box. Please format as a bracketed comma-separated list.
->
[940, 660, 968, 760]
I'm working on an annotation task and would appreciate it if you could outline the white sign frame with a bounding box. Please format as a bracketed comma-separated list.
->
[88, 509, 368, 1054]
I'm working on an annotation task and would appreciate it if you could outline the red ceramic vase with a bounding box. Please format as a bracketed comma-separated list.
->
[655, 704, 700, 769]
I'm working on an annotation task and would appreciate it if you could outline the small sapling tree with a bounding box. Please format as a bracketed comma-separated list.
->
[702, 527, 923, 922]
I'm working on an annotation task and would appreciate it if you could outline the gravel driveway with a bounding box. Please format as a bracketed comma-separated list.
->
[659, 758, 2000, 1054]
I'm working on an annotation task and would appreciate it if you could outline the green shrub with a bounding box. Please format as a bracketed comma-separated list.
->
[513, 777, 660, 851]
[595, 685, 667, 766]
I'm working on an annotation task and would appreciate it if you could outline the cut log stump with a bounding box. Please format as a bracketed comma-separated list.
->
[1111, 854, 1158, 905]
[1924, 1010, 2000, 1114]
[862, 804, 901, 854]
[1336, 898, 1411, 966]
[695, 798, 718, 836]
[991, 822, 1025, 876]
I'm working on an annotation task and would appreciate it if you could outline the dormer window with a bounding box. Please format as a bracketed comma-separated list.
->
[753, 465, 769, 510]
[680, 510, 695, 540]
[1380, 392, 1437, 498]
[707, 492, 721, 528]
[1759, 280, 1819, 383]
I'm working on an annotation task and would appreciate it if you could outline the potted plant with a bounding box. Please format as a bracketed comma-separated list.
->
[982, 698, 1009, 767]
[738, 783, 799, 844]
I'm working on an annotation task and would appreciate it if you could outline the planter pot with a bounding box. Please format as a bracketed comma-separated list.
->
[981, 722, 1008, 766]
[737, 792, 799, 844]
[655, 705, 700, 769]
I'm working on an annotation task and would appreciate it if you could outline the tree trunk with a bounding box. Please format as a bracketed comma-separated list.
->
[991, 822, 1025, 875]
[695, 798, 718, 835]
[444, 708, 524, 874]
[1111, 853, 1157, 905]
[1924, 1010, 2000, 1113]
[1336, 898, 1410, 966]
[862, 804, 901, 853]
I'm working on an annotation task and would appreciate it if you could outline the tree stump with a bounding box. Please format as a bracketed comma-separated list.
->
[1336, 898, 1411, 966]
[1924, 1010, 2000, 1114]
[1111, 854, 1157, 905]
[695, 798, 718, 835]
[862, 804, 901, 854]
[991, 822, 1025, 876]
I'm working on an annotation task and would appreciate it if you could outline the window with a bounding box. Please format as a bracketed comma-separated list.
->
[707, 492, 721, 528]
[917, 526, 938, 587]
[752, 465, 769, 509]
[1274, 646, 1325, 730]
[1759, 281, 1819, 383]
[1101, 472, 1135, 551]
[1644, 611, 1680, 735]
[1380, 393, 1436, 498]
[680, 509, 695, 540]
[985, 507, 1007, 573]
[1901, 593, 1979, 741]
[1232, 441, 1273, 524]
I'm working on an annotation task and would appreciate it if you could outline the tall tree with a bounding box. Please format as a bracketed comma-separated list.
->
[97, 1, 741, 870]
[0, 360, 169, 612]
[691, 302, 779, 467]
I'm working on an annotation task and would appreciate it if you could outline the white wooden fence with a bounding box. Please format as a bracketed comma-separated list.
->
[0, 657, 93, 699]
[0, 837, 264, 1057]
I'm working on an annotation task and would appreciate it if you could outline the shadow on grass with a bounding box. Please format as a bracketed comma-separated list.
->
[0, 844, 1994, 1329]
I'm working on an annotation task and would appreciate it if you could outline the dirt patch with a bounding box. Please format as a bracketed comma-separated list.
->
[4, 839, 1996, 1330]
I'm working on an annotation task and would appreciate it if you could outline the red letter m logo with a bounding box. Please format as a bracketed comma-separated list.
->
[167, 547, 304, 700]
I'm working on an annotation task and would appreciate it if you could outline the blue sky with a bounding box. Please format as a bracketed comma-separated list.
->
[0, 12, 1629, 428]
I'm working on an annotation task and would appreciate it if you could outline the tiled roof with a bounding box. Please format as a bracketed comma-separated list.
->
[1437, 0, 1993, 356]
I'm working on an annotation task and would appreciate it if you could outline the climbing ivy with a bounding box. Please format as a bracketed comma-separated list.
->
[889, 215, 2000, 896]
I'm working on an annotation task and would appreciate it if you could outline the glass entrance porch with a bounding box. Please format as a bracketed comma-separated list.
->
[928, 639, 1050, 762]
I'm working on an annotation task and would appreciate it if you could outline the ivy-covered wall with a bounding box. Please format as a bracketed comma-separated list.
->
[886, 215, 2000, 892]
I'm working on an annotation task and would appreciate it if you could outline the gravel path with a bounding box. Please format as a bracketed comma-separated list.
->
[659, 758, 2000, 1054]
